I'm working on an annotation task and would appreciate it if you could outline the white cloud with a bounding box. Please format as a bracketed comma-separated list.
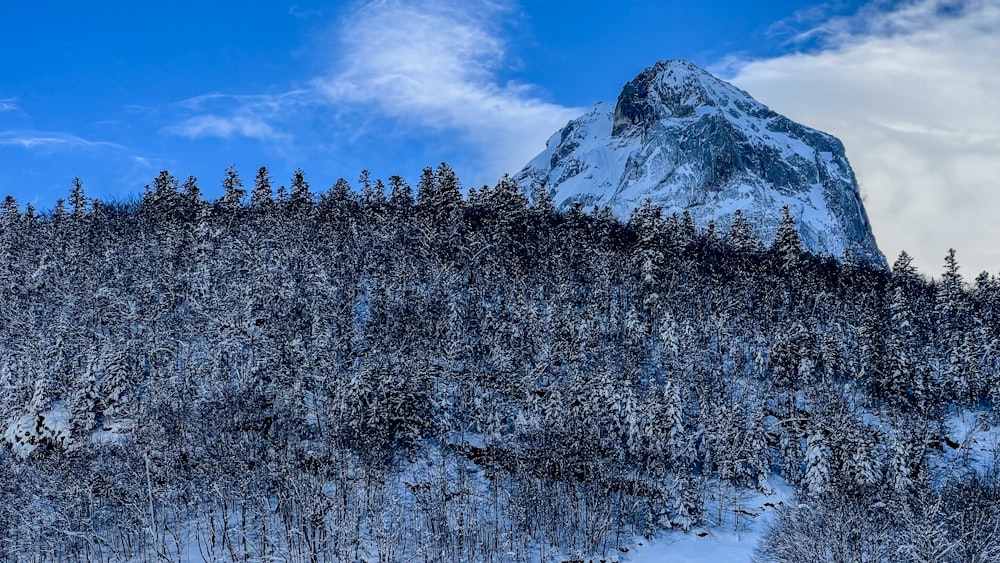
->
[288, 5, 325, 19]
[724, 0, 1000, 277]
[317, 0, 583, 180]
[165, 115, 285, 141]
[155, 1, 581, 184]
[0, 130, 126, 150]
[161, 91, 310, 142]
[0, 98, 18, 112]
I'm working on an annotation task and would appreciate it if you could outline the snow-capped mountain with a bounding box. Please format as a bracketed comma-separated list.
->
[515, 59, 886, 267]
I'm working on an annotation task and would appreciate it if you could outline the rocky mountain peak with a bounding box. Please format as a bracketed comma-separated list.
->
[515, 60, 886, 267]
[612, 59, 731, 136]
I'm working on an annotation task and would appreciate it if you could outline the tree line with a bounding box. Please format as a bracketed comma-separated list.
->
[0, 164, 998, 561]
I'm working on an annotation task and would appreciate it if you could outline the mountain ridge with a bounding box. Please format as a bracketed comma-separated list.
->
[515, 59, 886, 267]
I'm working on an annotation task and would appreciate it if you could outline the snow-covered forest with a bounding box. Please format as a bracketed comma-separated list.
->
[1, 165, 999, 562]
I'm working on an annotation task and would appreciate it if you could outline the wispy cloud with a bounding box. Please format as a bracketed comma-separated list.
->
[0, 129, 154, 205]
[316, 0, 583, 178]
[0, 130, 127, 150]
[288, 4, 325, 19]
[0, 98, 19, 112]
[160, 90, 311, 142]
[166, 115, 284, 141]
[724, 0, 1000, 276]
[157, 1, 581, 183]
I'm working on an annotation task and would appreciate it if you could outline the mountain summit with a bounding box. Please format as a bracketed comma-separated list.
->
[515, 59, 885, 267]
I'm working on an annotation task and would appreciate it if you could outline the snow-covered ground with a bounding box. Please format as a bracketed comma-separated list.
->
[940, 409, 1000, 476]
[627, 478, 793, 563]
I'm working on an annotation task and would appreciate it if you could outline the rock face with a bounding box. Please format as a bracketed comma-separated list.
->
[515, 59, 886, 267]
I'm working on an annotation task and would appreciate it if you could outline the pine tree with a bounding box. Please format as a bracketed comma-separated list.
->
[0, 195, 18, 230]
[251, 166, 274, 209]
[180, 175, 203, 215]
[287, 168, 312, 215]
[725, 209, 763, 254]
[485, 174, 528, 245]
[842, 429, 878, 491]
[388, 175, 414, 212]
[892, 250, 921, 291]
[661, 379, 685, 457]
[416, 163, 463, 232]
[885, 286, 916, 406]
[679, 210, 697, 247]
[670, 476, 703, 531]
[360, 172, 386, 208]
[143, 170, 181, 218]
[99, 347, 137, 423]
[217, 165, 246, 211]
[937, 248, 964, 324]
[936, 249, 969, 401]
[747, 411, 772, 492]
[890, 435, 914, 495]
[629, 201, 666, 288]
[530, 185, 555, 221]
[329, 177, 352, 204]
[771, 320, 814, 389]
[69, 356, 100, 441]
[804, 429, 830, 496]
[772, 205, 804, 271]
[51, 198, 67, 226]
[68, 177, 89, 220]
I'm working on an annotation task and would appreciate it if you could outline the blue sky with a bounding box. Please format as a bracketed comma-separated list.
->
[2, 0, 999, 276]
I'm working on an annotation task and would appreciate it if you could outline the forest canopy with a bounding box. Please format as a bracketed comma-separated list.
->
[1, 165, 998, 562]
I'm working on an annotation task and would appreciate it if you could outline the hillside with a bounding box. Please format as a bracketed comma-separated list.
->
[0, 167, 998, 561]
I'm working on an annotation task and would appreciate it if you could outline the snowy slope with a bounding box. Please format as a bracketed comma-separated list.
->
[515, 59, 886, 267]
[625, 477, 793, 563]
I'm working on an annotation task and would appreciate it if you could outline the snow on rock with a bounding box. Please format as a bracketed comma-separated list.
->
[3, 401, 72, 458]
[515, 59, 886, 267]
[91, 418, 135, 445]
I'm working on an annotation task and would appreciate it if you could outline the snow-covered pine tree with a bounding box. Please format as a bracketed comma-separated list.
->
[250, 165, 274, 209]
[724, 209, 764, 254]
[216, 165, 245, 212]
[772, 205, 804, 272]
[804, 429, 831, 497]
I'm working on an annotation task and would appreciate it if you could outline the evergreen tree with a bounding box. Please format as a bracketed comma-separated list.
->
[321, 177, 356, 222]
[0, 195, 18, 229]
[936, 248, 965, 326]
[180, 175, 203, 214]
[143, 170, 181, 218]
[0, 160, 995, 559]
[68, 177, 89, 220]
[287, 168, 312, 215]
[360, 171, 386, 208]
[804, 429, 830, 496]
[885, 286, 917, 406]
[217, 165, 246, 211]
[892, 250, 921, 291]
[388, 174, 414, 212]
[416, 164, 463, 233]
[530, 185, 556, 221]
[51, 198, 67, 226]
[628, 201, 667, 312]
[772, 205, 804, 270]
[936, 249, 969, 401]
[251, 165, 274, 209]
[724, 209, 763, 254]
[485, 174, 528, 244]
